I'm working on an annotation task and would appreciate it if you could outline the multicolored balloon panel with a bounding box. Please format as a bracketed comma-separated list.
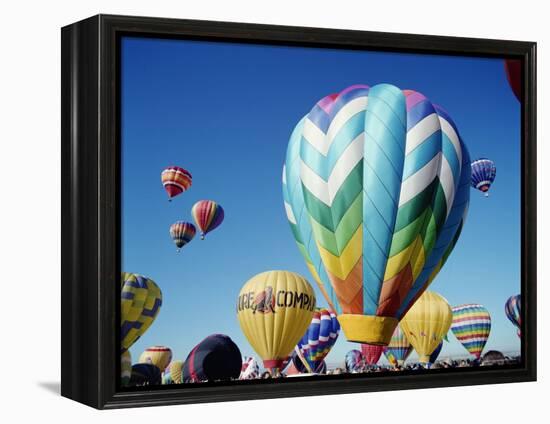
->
[121, 273, 162, 353]
[191, 200, 224, 239]
[138, 346, 173, 372]
[383, 324, 413, 367]
[283, 84, 471, 345]
[471, 158, 496, 196]
[451, 304, 491, 359]
[236, 271, 316, 372]
[161, 166, 192, 200]
[169, 221, 196, 250]
[505, 294, 521, 337]
[400, 291, 452, 364]
[296, 308, 340, 371]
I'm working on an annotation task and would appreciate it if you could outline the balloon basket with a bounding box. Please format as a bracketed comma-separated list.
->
[337, 314, 398, 345]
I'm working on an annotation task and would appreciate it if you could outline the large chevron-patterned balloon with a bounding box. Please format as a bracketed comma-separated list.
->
[283, 84, 470, 345]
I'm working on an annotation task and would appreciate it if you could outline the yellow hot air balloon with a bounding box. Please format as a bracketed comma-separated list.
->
[169, 360, 184, 384]
[400, 291, 452, 364]
[237, 270, 316, 373]
[138, 346, 173, 372]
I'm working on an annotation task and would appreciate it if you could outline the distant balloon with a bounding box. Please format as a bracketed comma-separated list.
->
[504, 59, 522, 102]
[451, 304, 491, 359]
[383, 325, 413, 367]
[121, 350, 132, 387]
[139, 346, 173, 372]
[345, 349, 364, 373]
[296, 308, 340, 372]
[191, 200, 224, 240]
[121, 273, 162, 353]
[240, 356, 260, 380]
[237, 271, 316, 373]
[161, 166, 192, 200]
[428, 341, 443, 365]
[361, 344, 384, 366]
[505, 294, 521, 337]
[182, 334, 241, 383]
[169, 221, 196, 251]
[283, 84, 471, 345]
[471, 158, 496, 197]
[129, 363, 162, 386]
[292, 353, 327, 374]
[400, 291, 452, 364]
[168, 360, 184, 384]
[162, 369, 173, 385]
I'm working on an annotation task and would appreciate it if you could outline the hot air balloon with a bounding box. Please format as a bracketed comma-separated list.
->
[383, 324, 413, 367]
[505, 294, 521, 337]
[428, 341, 443, 366]
[182, 334, 242, 383]
[504, 59, 522, 102]
[282, 84, 471, 345]
[121, 350, 132, 387]
[169, 221, 196, 251]
[161, 166, 192, 200]
[400, 291, 452, 364]
[191, 200, 224, 240]
[139, 346, 173, 372]
[162, 369, 173, 385]
[168, 360, 184, 384]
[121, 273, 162, 353]
[295, 308, 340, 372]
[345, 349, 364, 373]
[237, 271, 316, 373]
[129, 363, 162, 386]
[361, 344, 384, 366]
[451, 304, 491, 359]
[291, 353, 327, 374]
[240, 356, 260, 380]
[471, 158, 496, 197]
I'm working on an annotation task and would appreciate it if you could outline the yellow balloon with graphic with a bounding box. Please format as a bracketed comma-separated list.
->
[138, 346, 173, 372]
[400, 291, 452, 364]
[237, 271, 316, 373]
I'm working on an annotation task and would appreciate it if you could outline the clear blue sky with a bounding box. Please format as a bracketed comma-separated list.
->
[121, 36, 521, 367]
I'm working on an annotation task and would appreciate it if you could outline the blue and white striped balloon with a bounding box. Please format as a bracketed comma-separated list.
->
[471, 158, 496, 197]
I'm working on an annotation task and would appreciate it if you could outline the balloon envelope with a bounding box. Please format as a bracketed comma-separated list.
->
[169, 221, 196, 250]
[161, 166, 192, 199]
[237, 271, 316, 372]
[428, 341, 443, 365]
[283, 84, 471, 345]
[129, 363, 162, 386]
[345, 349, 364, 372]
[400, 291, 452, 363]
[121, 350, 132, 387]
[139, 346, 173, 372]
[121, 273, 162, 353]
[296, 308, 340, 372]
[168, 360, 184, 384]
[383, 324, 413, 367]
[471, 158, 496, 196]
[504, 59, 522, 101]
[182, 334, 241, 383]
[239, 356, 260, 380]
[361, 344, 384, 365]
[451, 304, 491, 359]
[191, 200, 224, 239]
[505, 294, 521, 337]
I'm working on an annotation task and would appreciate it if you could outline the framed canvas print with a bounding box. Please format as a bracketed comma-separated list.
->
[61, 14, 536, 409]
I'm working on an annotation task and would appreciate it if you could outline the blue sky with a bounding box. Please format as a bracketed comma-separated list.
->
[121, 36, 521, 367]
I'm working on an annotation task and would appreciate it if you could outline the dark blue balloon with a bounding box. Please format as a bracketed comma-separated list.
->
[471, 158, 496, 196]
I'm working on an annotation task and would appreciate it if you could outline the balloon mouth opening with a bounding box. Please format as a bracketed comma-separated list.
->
[337, 314, 398, 345]
[419, 355, 431, 364]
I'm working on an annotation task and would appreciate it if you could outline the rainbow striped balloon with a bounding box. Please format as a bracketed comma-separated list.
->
[161, 166, 192, 200]
[383, 324, 413, 367]
[191, 200, 225, 240]
[296, 308, 340, 371]
[505, 294, 521, 337]
[451, 304, 491, 359]
[283, 84, 471, 345]
[169, 221, 196, 251]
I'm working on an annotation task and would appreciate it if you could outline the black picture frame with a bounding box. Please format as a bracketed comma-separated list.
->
[61, 14, 537, 409]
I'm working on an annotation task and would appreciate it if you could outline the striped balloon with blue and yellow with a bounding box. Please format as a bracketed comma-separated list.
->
[451, 303, 491, 359]
[283, 84, 471, 345]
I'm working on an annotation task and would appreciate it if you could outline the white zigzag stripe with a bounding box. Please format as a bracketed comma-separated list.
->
[302, 96, 368, 156]
[300, 133, 364, 206]
[405, 113, 441, 155]
[398, 153, 442, 207]
[284, 201, 297, 225]
[439, 117, 462, 166]
[439, 156, 456, 217]
[453, 318, 491, 327]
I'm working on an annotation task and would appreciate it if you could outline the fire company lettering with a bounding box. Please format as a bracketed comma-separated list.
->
[237, 287, 315, 314]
